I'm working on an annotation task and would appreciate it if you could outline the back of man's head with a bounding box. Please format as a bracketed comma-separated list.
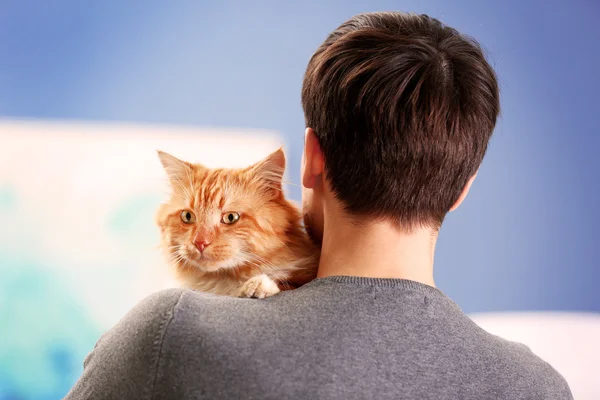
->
[301, 12, 500, 231]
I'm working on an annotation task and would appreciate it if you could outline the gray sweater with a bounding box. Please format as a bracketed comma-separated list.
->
[65, 276, 573, 399]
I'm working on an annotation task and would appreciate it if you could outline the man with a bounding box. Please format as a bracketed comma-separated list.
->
[66, 12, 572, 399]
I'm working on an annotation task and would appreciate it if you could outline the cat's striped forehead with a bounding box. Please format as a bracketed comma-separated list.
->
[173, 167, 259, 211]
[159, 149, 284, 215]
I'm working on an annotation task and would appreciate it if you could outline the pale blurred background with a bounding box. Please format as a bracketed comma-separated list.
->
[0, 1, 598, 399]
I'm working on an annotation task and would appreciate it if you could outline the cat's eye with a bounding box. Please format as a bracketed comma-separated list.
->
[180, 210, 196, 224]
[221, 212, 240, 225]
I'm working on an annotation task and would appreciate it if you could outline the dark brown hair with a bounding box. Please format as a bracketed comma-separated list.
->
[301, 12, 500, 230]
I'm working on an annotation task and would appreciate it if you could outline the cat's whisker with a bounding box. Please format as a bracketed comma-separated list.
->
[174, 175, 194, 204]
[240, 251, 282, 273]
[167, 252, 183, 265]
[159, 177, 190, 203]
[174, 193, 192, 205]
[241, 257, 284, 276]
[282, 180, 300, 188]
[166, 248, 188, 266]
[238, 251, 265, 266]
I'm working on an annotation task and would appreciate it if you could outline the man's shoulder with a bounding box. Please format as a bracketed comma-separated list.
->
[95, 288, 188, 356]
[476, 330, 573, 399]
[64, 288, 187, 399]
[135, 288, 226, 327]
[144, 288, 269, 332]
[134, 287, 187, 315]
[136, 287, 230, 317]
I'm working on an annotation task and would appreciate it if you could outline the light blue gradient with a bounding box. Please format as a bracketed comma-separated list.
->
[0, 0, 598, 319]
[0, 255, 100, 399]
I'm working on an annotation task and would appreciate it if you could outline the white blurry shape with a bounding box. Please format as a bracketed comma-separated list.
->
[0, 119, 284, 328]
[470, 311, 600, 400]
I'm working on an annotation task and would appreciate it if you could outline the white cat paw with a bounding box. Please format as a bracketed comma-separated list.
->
[239, 274, 280, 299]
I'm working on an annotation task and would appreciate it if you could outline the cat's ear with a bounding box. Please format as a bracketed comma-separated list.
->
[157, 150, 194, 185]
[250, 148, 286, 192]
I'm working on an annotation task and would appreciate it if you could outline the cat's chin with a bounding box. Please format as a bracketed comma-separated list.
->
[179, 257, 218, 273]
[178, 256, 238, 274]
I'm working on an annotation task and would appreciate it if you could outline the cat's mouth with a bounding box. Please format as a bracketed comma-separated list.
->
[181, 254, 222, 273]
[170, 243, 248, 273]
[174, 246, 229, 273]
[187, 250, 215, 264]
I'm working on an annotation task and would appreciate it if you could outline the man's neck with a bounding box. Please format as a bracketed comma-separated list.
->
[316, 208, 437, 287]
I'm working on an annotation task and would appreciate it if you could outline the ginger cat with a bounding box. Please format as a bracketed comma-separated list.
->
[156, 149, 319, 298]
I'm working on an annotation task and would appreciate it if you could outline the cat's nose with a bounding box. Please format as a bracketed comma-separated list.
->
[194, 239, 211, 252]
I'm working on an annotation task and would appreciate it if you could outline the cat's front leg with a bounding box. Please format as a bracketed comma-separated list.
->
[239, 274, 280, 299]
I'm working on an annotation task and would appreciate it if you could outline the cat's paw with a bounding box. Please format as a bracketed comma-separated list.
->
[239, 274, 280, 299]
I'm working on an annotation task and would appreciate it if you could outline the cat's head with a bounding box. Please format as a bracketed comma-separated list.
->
[156, 149, 297, 273]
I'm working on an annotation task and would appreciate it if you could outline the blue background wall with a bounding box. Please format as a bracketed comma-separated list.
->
[0, 1, 598, 398]
[2, 0, 598, 312]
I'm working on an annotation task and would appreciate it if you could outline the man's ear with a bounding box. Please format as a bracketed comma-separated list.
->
[449, 173, 478, 212]
[302, 128, 325, 189]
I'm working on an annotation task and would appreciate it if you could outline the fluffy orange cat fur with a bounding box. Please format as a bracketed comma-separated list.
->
[155, 148, 319, 298]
